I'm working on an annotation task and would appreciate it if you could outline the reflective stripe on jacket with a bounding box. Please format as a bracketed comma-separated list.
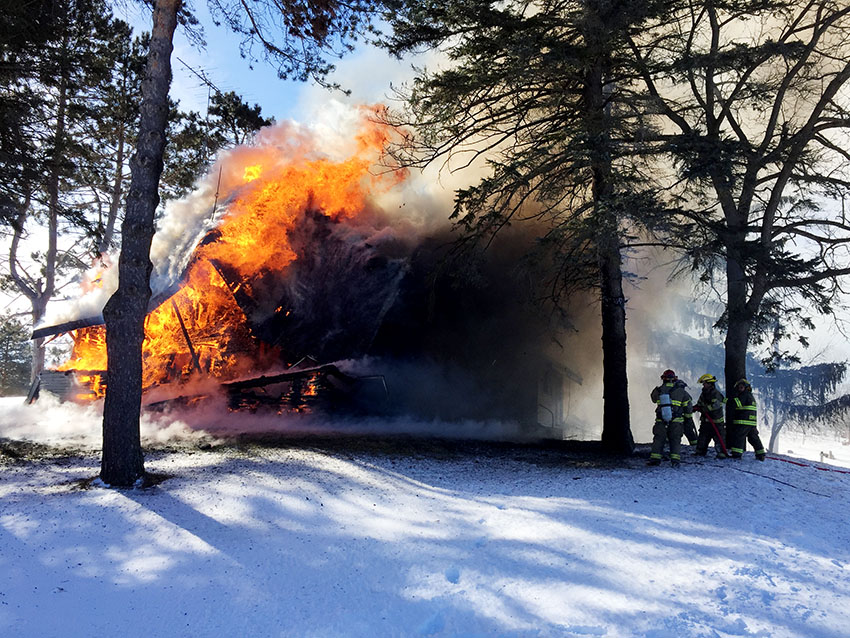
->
[732, 391, 757, 427]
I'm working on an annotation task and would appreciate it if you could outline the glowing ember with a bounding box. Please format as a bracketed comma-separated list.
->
[243, 164, 262, 182]
[59, 116, 402, 402]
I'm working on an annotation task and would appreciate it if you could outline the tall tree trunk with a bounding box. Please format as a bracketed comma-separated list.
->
[724, 243, 750, 392]
[599, 237, 634, 453]
[99, 121, 126, 255]
[36, 58, 65, 380]
[30, 296, 49, 381]
[584, 4, 634, 454]
[768, 400, 782, 453]
[7, 39, 66, 381]
[100, 0, 180, 487]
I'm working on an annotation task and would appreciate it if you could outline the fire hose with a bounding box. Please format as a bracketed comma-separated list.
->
[702, 409, 850, 474]
[694, 408, 850, 474]
[767, 456, 850, 474]
[699, 410, 730, 457]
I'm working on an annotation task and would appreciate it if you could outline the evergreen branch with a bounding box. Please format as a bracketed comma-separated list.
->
[811, 133, 850, 164]
[626, 38, 692, 135]
[766, 266, 850, 292]
[772, 219, 850, 240]
[788, 172, 850, 191]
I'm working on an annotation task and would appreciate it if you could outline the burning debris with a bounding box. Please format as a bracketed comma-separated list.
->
[30, 112, 586, 437]
[219, 361, 388, 415]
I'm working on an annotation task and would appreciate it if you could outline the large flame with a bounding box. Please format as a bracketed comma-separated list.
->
[59, 114, 403, 399]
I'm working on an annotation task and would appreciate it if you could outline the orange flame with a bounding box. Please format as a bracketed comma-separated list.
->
[243, 164, 262, 182]
[60, 116, 403, 401]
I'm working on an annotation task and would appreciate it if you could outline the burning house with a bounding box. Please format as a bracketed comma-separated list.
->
[30, 113, 585, 438]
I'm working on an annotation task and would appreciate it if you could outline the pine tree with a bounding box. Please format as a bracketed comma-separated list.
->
[630, 0, 850, 392]
[3, 0, 131, 380]
[0, 0, 59, 222]
[82, 25, 148, 256]
[379, 0, 685, 454]
[0, 314, 31, 396]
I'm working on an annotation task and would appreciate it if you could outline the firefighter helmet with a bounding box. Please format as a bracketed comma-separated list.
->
[735, 378, 752, 389]
[661, 369, 677, 380]
[698, 373, 717, 384]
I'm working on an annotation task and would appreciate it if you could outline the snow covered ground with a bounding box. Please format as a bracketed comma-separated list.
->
[1, 396, 850, 638]
[773, 429, 850, 470]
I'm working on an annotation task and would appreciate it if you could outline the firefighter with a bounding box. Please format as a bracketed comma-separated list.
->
[728, 378, 766, 461]
[693, 373, 728, 458]
[648, 369, 693, 467]
[676, 377, 699, 447]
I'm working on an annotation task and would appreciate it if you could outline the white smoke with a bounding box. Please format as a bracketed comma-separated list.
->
[0, 395, 214, 449]
[0, 394, 540, 448]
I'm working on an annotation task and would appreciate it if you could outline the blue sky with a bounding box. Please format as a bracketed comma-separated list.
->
[119, 2, 415, 124]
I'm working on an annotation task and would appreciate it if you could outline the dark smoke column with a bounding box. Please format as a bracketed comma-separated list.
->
[101, 0, 180, 487]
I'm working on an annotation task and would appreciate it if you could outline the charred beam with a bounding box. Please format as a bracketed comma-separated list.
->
[221, 364, 355, 391]
[170, 299, 202, 373]
[31, 316, 104, 340]
[31, 280, 185, 341]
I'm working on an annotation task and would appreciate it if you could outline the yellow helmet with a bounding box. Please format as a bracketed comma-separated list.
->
[736, 378, 752, 389]
[698, 373, 717, 384]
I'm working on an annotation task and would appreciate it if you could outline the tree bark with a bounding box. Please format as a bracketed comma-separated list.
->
[724, 241, 750, 392]
[100, 0, 180, 487]
[34, 52, 65, 380]
[584, 3, 634, 454]
[599, 238, 634, 454]
[30, 296, 48, 381]
[99, 120, 126, 255]
[767, 402, 782, 453]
